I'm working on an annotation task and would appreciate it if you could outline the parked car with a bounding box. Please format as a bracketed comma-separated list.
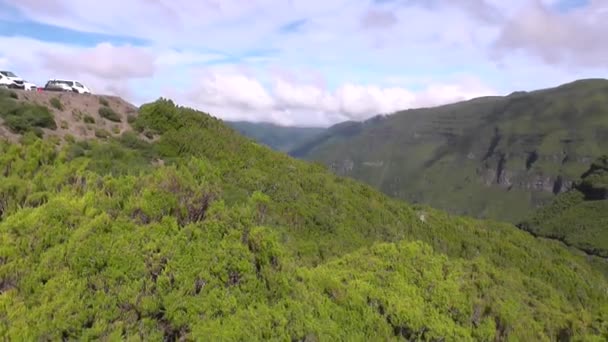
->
[23, 80, 37, 91]
[44, 79, 91, 94]
[0, 71, 25, 89]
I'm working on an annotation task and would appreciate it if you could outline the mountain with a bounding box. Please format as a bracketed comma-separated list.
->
[292, 79, 608, 223]
[518, 156, 608, 259]
[226, 120, 325, 152]
[0, 89, 607, 340]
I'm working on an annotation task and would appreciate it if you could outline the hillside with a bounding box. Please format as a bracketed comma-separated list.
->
[227, 121, 325, 152]
[292, 79, 608, 222]
[518, 156, 608, 258]
[0, 90, 607, 340]
[0, 89, 137, 142]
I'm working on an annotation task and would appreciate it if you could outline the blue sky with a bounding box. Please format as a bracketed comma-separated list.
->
[0, 0, 605, 126]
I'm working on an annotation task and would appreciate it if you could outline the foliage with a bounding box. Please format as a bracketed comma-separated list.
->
[292, 79, 608, 223]
[98, 106, 121, 122]
[49, 97, 63, 110]
[519, 156, 608, 257]
[94, 128, 110, 139]
[0, 90, 57, 135]
[0, 98, 607, 340]
[83, 114, 95, 124]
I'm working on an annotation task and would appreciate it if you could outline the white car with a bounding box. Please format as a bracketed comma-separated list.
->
[44, 79, 91, 94]
[0, 71, 25, 89]
[23, 80, 37, 91]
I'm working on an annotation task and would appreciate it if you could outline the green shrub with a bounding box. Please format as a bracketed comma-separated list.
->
[60, 120, 69, 129]
[50, 97, 63, 110]
[83, 115, 95, 124]
[0, 100, 57, 134]
[95, 128, 110, 139]
[99, 106, 121, 122]
[9, 91, 18, 99]
[72, 109, 83, 121]
[112, 125, 121, 134]
[99, 97, 109, 106]
[127, 114, 137, 124]
[64, 134, 76, 144]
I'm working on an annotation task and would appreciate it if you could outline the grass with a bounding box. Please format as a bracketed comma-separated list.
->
[99, 106, 121, 122]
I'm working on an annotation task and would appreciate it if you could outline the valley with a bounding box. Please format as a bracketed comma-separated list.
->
[286, 79, 608, 223]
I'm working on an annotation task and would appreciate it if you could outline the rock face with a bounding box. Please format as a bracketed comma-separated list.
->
[293, 79, 608, 222]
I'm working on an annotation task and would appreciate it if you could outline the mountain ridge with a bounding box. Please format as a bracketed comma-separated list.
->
[291, 78, 608, 223]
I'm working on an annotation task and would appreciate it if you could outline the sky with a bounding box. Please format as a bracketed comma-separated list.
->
[0, 0, 606, 126]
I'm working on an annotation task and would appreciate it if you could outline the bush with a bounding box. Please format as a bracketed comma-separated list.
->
[95, 128, 110, 139]
[60, 120, 69, 129]
[99, 106, 121, 122]
[64, 134, 76, 144]
[9, 91, 18, 99]
[83, 115, 95, 124]
[50, 97, 63, 110]
[127, 114, 137, 124]
[0, 100, 57, 134]
[72, 109, 83, 121]
[112, 125, 121, 134]
[99, 97, 109, 106]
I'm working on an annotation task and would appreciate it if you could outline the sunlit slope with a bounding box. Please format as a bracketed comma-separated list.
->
[0, 98, 606, 340]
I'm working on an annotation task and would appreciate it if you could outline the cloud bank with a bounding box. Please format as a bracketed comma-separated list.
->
[0, 0, 605, 126]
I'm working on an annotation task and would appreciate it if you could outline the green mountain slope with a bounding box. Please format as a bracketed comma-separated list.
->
[519, 156, 608, 258]
[227, 120, 325, 152]
[292, 79, 608, 222]
[0, 94, 607, 340]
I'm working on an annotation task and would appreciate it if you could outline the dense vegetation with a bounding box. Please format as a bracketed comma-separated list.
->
[227, 120, 325, 152]
[519, 156, 608, 258]
[0, 89, 57, 136]
[0, 98, 607, 340]
[291, 79, 608, 223]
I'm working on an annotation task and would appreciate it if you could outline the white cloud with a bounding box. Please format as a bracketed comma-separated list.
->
[187, 69, 275, 111]
[180, 67, 496, 126]
[0, 0, 606, 127]
[39, 42, 156, 80]
[492, 0, 608, 67]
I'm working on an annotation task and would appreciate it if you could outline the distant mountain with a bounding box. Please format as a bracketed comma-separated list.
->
[519, 156, 608, 258]
[291, 79, 608, 222]
[226, 120, 325, 152]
